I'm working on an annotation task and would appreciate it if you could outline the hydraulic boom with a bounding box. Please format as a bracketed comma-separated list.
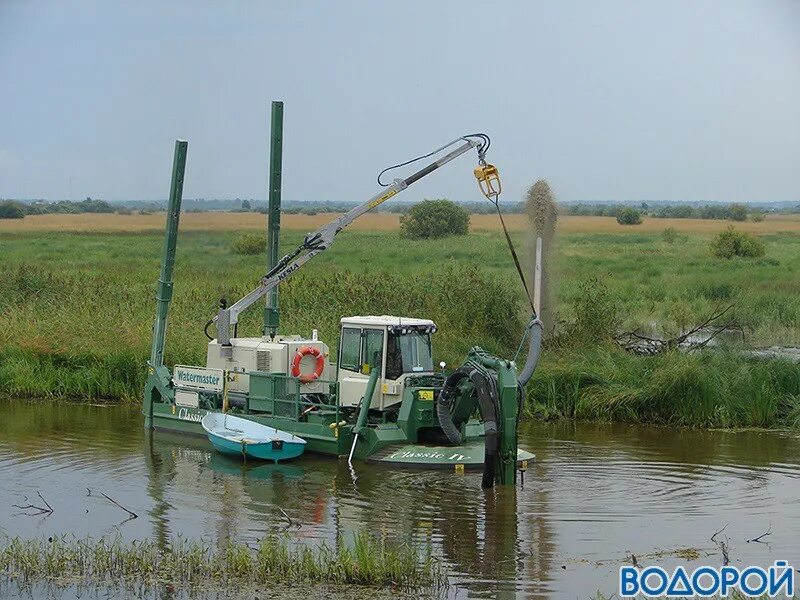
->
[213, 135, 493, 355]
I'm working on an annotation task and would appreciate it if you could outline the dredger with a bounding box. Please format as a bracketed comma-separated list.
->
[143, 102, 544, 487]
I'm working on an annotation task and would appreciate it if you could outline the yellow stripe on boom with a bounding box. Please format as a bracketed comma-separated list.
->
[368, 189, 398, 209]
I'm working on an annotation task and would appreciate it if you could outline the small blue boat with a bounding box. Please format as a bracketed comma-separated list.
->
[201, 413, 306, 462]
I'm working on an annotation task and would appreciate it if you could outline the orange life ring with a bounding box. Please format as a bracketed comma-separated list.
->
[291, 346, 325, 383]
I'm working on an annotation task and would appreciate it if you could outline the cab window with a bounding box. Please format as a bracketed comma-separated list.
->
[361, 329, 384, 374]
[339, 327, 361, 372]
[385, 331, 433, 380]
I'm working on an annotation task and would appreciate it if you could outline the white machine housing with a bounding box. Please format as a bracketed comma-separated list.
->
[206, 335, 331, 394]
[337, 315, 437, 410]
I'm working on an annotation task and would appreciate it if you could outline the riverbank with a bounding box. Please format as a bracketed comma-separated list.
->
[2, 228, 799, 429]
[3, 345, 799, 430]
[528, 347, 800, 428]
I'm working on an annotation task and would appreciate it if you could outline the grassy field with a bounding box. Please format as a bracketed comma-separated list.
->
[3, 211, 800, 234]
[1, 213, 799, 428]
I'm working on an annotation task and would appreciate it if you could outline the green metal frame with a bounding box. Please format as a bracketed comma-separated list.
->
[263, 101, 283, 337]
[149, 140, 188, 369]
[144, 140, 187, 429]
[247, 372, 340, 424]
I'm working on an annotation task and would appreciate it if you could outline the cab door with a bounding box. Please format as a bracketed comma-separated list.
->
[337, 327, 385, 408]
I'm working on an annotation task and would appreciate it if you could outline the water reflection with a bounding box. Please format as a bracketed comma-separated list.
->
[1, 400, 799, 599]
[139, 426, 554, 598]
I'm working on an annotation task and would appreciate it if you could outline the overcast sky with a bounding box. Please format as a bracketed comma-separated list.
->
[1, 1, 798, 204]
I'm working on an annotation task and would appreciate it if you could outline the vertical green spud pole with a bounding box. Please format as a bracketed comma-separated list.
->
[497, 365, 519, 486]
[149, 139, 188, 368]
[264, 101, 283, 337]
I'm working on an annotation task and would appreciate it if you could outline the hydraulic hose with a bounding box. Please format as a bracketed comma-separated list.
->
[204, 319, 214, 341]
[437, 366, 501, 488]
[437, 375, 464, 445]
[517, 319, 544, 386]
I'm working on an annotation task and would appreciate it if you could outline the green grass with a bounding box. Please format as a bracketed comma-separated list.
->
[1, 228, 799, 429]
[529, 346, 800, 428]
[0, 230, 525, 400]
[555, 231, 800, 343]
[0, 532, 445, 592]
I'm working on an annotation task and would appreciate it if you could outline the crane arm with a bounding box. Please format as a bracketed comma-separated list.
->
[214, 135, 490, 350]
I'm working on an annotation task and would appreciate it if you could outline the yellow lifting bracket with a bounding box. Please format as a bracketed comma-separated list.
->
[474, 162, 501, 200]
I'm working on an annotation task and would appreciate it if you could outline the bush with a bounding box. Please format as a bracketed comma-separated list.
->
[566, 276, 619, 344]
[700, 204, 730, 220]
[656, 204, 696, 219]
[750, 211, 765, 223]
[616, 208, 642, 225]
[0, 201, 25, 219]
[231, 232, 267, 255]
[710, 226, 766, 258]
[729, 203, 748, 222]
[399, 199, 469, 239]
[661, 227, 678, 244]
[23, 203, 47, 215]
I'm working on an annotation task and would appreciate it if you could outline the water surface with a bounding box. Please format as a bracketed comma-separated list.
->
[1, 400, 798, 598]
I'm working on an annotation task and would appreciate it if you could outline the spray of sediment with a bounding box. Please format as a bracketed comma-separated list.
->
[525, 179, 558, 334]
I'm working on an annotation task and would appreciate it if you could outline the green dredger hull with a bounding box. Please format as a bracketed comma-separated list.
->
[146, 403, 534, 469]
[144, 129, 534, 481]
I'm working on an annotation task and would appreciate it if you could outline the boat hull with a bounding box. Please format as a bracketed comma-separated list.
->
[207, 433, 306, 462]
[201, 412, 307, 463]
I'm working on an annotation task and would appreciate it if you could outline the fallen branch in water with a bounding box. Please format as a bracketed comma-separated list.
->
[277, 507, 293, 529]
[711, 523, 731, 565]
[710, 523, 728, 543]
[720, 540, 730, 566]
[716, 536, 730, 566]
[86, 488, 138, 520]
[12, 492, 53, 517]
[277, 506, 300, 530]
[746, 524, 772, 544]
[616, 303, 740, 356]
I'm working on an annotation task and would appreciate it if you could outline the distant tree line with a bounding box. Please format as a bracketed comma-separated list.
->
[0, 197, 118, 219]
[566, 202, 766, 222]
[566, 203, 632, 218]
[191, 199, 800, 217]
[185, 198, 527, 215]
[3, 195, 796, 220]
[653, 203, 750, 221]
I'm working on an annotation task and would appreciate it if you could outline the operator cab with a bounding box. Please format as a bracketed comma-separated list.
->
[337, 316, 436, 410]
